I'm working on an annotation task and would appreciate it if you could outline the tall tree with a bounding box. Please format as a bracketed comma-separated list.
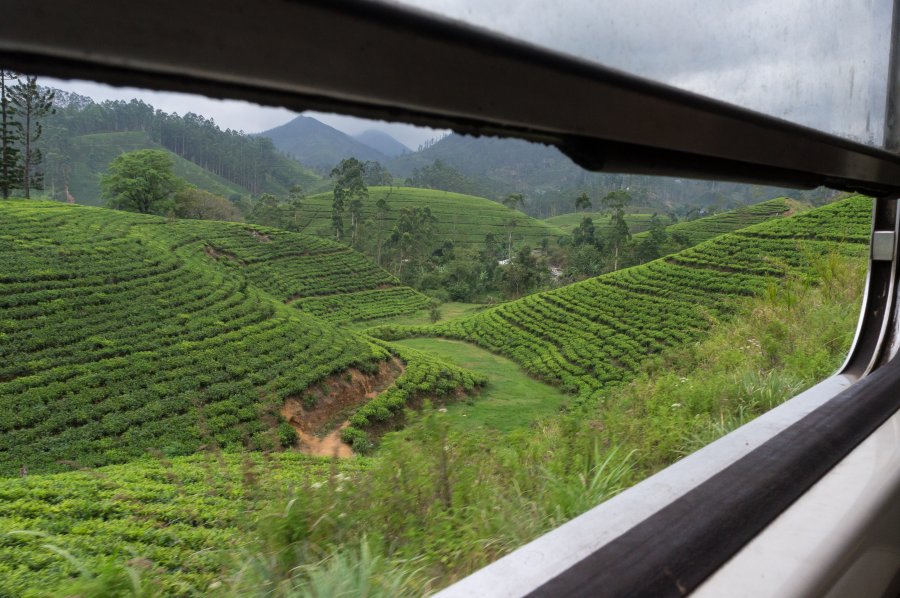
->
[573, 216, 597, 247]
[635, 213, 667, 263]
[373, 193, 390, 266]
[574, 192, 592, 213]
[330, 158, 368, 242]
[387, 206, 436, 278]
[101, 149, 184, 214]
[502, 192, 525, 211]
[601, 190, 633, 271]
[0, 70, 20, 199]
[9, 76, 54, 198]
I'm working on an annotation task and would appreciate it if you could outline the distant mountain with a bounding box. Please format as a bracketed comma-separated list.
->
[387, 133, 804, 218]
[388, 133, 584, 193]
[259, 116, 387, 171]
[354, 130, 411, 157]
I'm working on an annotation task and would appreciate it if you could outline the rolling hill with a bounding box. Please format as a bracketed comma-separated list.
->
[642, 197, 798, 245]
[370, 196, 872, 403]
[0, 200, 475, 475]
[62, 131, 324, 206]
[301, 186, 566, 249]
[544, 211, 659, 235]
[259, 115, 387, 171]
[66, 131, 245, 205]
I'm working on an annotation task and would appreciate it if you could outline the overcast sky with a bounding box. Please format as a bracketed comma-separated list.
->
[44, 0, 894, 147]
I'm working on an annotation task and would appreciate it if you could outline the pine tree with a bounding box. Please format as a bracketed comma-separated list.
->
[9, 76, 55, 198]
[0, 70, 21, 199]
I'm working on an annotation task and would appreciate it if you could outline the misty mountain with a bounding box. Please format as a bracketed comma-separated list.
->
[259, 115, 387, 171]
[354, 129, 411, 157]
[388, 133, 582, 192]
[387, 133, 810, 218]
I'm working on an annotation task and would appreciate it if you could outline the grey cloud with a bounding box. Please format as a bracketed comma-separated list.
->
[403, 0, 893, 141]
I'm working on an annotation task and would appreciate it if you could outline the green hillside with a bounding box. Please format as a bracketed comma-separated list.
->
[639, 197, 795, 245]
[66, 132, 245, 204]
[0, 201, 455, 475]
[302, 186, 566, 248]
[544, 211, 658, 234]
[370, 196, 871, 403]
[63, 131, 324, 206]
[0, 197, 870, 596]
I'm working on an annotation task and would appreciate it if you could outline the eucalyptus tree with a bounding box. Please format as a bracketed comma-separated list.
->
[601, 190, 633, 271]
[575, 192, 592, 213]
[330, 158, 368, 243]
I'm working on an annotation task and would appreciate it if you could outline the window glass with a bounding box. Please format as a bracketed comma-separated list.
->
[398, 0, 894, 146]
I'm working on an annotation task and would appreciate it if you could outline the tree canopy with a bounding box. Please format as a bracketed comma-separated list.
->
[101, 149, 185, 214]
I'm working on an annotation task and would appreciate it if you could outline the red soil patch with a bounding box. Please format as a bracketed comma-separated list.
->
[280, 358, 404, 458]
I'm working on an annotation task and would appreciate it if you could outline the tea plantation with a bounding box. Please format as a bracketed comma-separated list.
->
[640, 197, 794, 245]
[370, 196, 871, 403]
[0, 195, 872, 595]
[0, 201, 447, 475]
[301, 186, 566, 248]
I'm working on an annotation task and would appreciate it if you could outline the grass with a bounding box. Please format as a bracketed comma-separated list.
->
[394, 338, 569, 431]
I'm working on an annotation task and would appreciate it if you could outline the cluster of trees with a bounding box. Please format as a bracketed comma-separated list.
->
[100, 148, 243, 222]
[0, 72, 55, 199]
[561, 190, 689, 281]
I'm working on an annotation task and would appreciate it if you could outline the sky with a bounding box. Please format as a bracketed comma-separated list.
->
[43, 0, 894, 147]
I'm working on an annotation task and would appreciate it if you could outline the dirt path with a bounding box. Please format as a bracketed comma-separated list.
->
[295, 422, 354, 458]
[280, 358, 403, 458]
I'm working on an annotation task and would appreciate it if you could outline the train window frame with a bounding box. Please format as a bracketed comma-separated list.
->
[3, 0, 900, 595]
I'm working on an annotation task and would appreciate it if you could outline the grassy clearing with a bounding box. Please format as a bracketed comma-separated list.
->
[394, 338, 569, 431]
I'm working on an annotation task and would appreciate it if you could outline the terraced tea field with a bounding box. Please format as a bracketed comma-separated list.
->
[0, 201, 443, 474]
[302, 186, 566, 248]
[642, 197, 794, 246]
[0, 452, 364, 596]
[544, 211, 657, 234]
[370, 196, 871, 404]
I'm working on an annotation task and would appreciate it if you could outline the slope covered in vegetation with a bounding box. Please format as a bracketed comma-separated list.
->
[544, 211, 657, 234]
[643, 196, 795, 245]
[42, 93, 325, 201]
[0, 201, 443, 474]
[65, 131, 246, 203]
[371, 196, 870, 403]
[0, 234, 867, 597]
[301, 186, 566, 249]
